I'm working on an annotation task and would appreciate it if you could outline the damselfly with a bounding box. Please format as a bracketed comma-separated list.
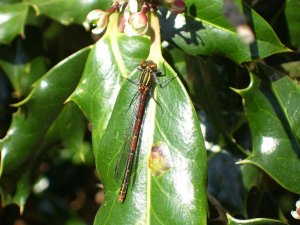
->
[115, 60, 162, 203]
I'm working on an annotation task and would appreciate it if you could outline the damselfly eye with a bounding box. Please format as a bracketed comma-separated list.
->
[140, 62, 147, 69]
[150, 63, 157, 71]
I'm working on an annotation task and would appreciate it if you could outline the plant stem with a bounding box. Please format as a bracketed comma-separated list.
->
[147, 12, 162, 64]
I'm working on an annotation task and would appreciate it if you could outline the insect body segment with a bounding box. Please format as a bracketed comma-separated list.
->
[117, 60, 161, 203]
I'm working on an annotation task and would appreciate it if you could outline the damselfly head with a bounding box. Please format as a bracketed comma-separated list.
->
[150, 62, 157, 71]
[139, 60, 157, 71]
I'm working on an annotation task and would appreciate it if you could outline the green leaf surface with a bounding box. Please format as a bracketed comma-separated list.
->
[71, 19, 207, 225]
[271, 74, 300, 145]
[285, 0, 300, 47]
[0, 46, 91, 176]
[237, 65, 300, 193]
[0, 170, 30, 212]
[96, 59, 206, 224]
[0, 56, 48, 97]
[241, 164, 263, 191]
[0, 0, 111, 43]
[0, 0, 22, 5]
[0, 102, 90, 209]
[227, 214, 288, 225]
[0, 30, 48, 97]
[0, 2, 28, 44]
[71, 40, 149, 157]
[26, 0, 111, 25]
[160, 0, 289, 63]
[45, 102, 93, 165]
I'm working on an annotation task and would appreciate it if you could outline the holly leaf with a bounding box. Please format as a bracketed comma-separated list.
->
[71, 14, 207, 224]
[0, 170, 31, 213]
[237, 63, 300, 193]
[45, 102, 93, 165]
[0, 0, 110, 44]
[0, 46, 91, 176]
[27, 0, 111, 25]
[0, 2, 28, 44]
[0, 56, 48, 97]
[160, 0, 290, 63]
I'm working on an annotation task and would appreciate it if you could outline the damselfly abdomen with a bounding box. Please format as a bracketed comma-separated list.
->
[115, 60, 161, 203]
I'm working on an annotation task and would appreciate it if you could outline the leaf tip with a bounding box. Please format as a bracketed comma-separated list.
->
[10, 92, 33, 107]
[230, 87, 241, 94]
[236, 158, 252, 165]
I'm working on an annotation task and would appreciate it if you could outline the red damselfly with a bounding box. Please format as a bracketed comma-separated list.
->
[115, 60, 162, 203]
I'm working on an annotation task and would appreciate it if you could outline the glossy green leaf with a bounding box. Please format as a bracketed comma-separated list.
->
[0, 170, 31, 212]
[0, 0, 22, 5]
[0, 56, 48, 97]
[71, 15, 207, 224]
[26, 0, 111, 25]
[0, 102, 90, 209]
[285, 0, 300, 47]
[45, 102, 93, 165]
[0, 3, 28, 44]
[237, 66, 300, 193]
[167, 51, 246, 152]
[271, 74, 300, 144]
[227, 214, 288, 225]
[0, 46, 91, 176]
[160, 0, 289, 63]
[241, 164, 263, 191]
[0, 30, 48, 97]
[0, 0, 110, 44]
[195, 56, 243, 144]
[96, 59, 206, 224]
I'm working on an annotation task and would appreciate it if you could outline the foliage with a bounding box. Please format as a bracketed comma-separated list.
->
[0, 0, 300, 225]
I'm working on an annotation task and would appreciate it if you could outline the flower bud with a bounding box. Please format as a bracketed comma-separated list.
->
[83, 9, 109, 35]
[291, 199, 300, 220]
[125, 11, 148, 36]
[237, 24, 255, 44]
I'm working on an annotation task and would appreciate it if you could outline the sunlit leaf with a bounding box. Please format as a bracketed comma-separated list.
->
[71, 13, 207, 224]
[160, 0, 289, 63]
[0, 46, 91, 176]
[0, 2, 28, 44]
[237, 65, 300, 193]
[0, 0, 111, 44]
[27, 0, 111, 25]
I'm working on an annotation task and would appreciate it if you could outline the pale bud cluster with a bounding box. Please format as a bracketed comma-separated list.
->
[124, 3, 149, 36]
[291, 199, 300, 220]
[83, 9, 109, 35]
[84, 0, 185, 36]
